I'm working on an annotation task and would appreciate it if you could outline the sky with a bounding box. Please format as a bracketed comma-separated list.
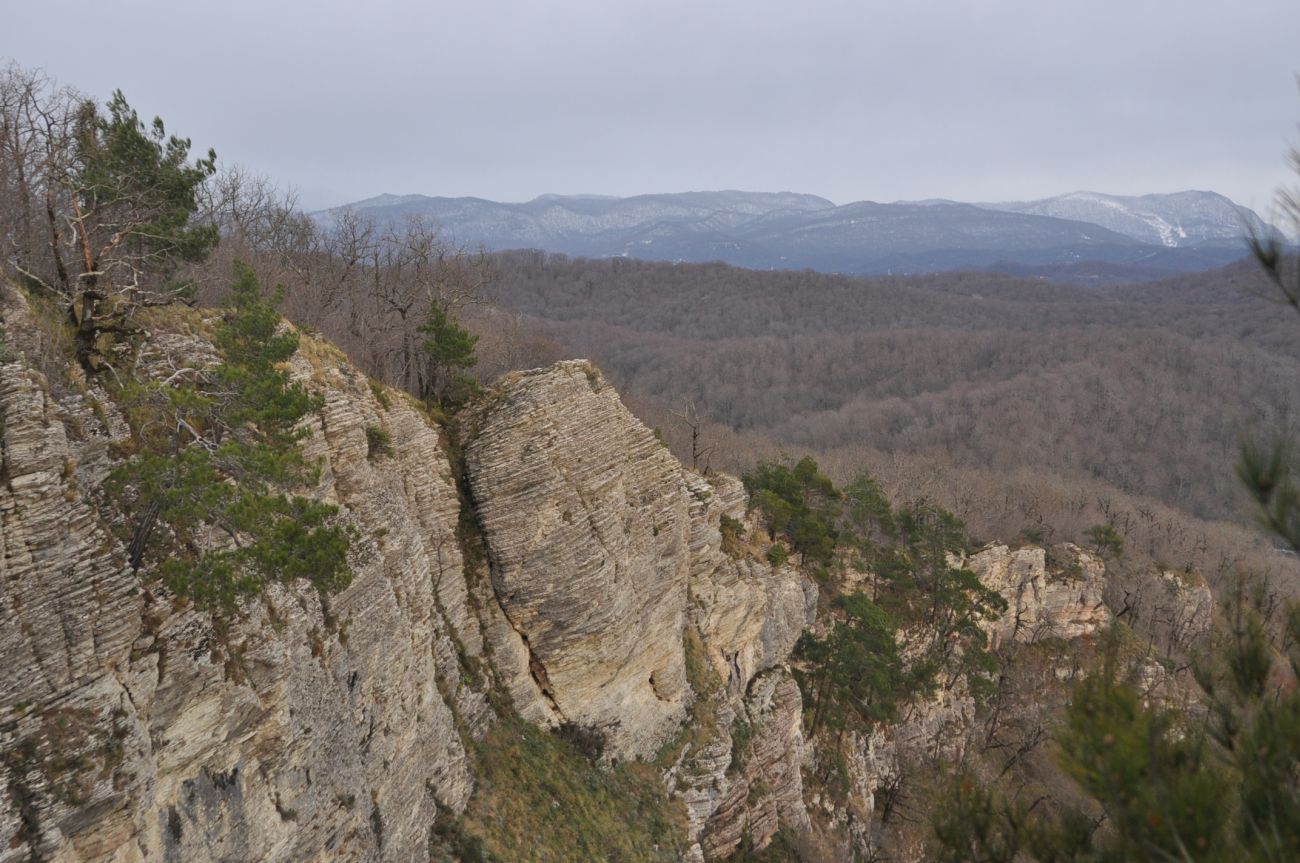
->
[4, 1, 1300, 212]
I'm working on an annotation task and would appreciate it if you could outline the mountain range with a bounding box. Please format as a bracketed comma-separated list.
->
[324, 189, 1276, 282]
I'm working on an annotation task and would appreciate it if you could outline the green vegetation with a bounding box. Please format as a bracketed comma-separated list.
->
[839, 472, 895, 557]
[797, 593, 913, 737]
[746, 457, 1003, 705]
[744, 456, 841, 566]
[368, 378, 392, 410]
[417, 301, 480, 408]
[429, 805, 493, 863]
[880, 502, 1005, 700]
[1083, 522, 1124, 559]
[64, 91, 217, 366]
[748, 456, 1008, 745]
[720, 513, 747, 557]
[365, 425, 394, 460]
[752, 455, 1008, 816]
[107, 262, 351, 608]
[458, 716, 687, 863]
[766, 544, 790, 567]
[933, 594, 1300, 862]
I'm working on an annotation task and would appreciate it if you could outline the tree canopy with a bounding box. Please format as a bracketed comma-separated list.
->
[108, 262, 351, 608]
[63, 89, 216, 364]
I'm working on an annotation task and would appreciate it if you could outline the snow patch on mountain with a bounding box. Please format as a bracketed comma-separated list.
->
[983, 191, 1266, 248]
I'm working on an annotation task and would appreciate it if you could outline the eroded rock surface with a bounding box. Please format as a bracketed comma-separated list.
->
[1, 293, 815, 863]
[968, 543, 1110, 645]
[1, 286, 480, 863]
[463, 361, 694, 757]
[699, 670, 810, 859]
[686, 474, 816, 694]
[464, 361, 815, 763]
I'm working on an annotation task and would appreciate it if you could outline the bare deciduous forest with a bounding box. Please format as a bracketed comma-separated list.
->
[472, 251, 1300, 605]
[4, 58, 1294, 627]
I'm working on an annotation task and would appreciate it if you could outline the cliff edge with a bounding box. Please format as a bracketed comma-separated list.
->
[0, 284, 814, 862]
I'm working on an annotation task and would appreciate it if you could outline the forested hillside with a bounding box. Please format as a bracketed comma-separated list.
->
[472, 252, 1300, 600]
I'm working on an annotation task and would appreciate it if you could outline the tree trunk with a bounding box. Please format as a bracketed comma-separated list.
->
[73, 285, 99, 368]
[127, 497, 162, 572]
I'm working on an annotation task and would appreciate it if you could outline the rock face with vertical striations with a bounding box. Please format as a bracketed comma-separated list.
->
[698, 669, 811, 859]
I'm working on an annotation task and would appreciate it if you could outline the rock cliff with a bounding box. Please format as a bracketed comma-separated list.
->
[0, 295, 478, 862]
[0, 287, 814, 862]
[1, 279, 1214, 862]
[821, 541, 1121, 859]
[966, 543, 1111, 645]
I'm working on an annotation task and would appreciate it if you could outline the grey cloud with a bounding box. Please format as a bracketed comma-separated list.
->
[4, 0, 1298, 211]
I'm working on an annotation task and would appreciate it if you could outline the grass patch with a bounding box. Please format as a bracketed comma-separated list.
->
[366, 425, 394, 460]
[460, 716, 688, 862]
[368, 378, 392, 410]
[720, 514, 747, 559]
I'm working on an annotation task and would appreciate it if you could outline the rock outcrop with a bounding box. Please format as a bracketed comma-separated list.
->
[824, 542, 1116, 860]
[462, 361, 817, 855]
[967, 543, 1110, 645]
[698, 670, 810, 859]
[462, 361, 695, 757]
[0, 291, 481, 862]
[463, 361, 814, 763]
[1, 284, 815, 863]
[684, 474, 815, 695]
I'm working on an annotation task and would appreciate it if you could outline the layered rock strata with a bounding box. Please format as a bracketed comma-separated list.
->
[1, 283, 815, 863]
[462, 361, 695, 757]
[0, 293, 481, 861]
[462, 361, 814, 761]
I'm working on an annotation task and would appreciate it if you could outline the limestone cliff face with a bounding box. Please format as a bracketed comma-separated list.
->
[967, 543, 1110, 645]
[462, 362, 814, 761]
[463, 361, 816, 857]
[0, 292, 480, 861]
[696, 670, 810, 860]
[0, 285, 814, 863]
[462, 361, 695, 757]
[684, 474, 815, 696]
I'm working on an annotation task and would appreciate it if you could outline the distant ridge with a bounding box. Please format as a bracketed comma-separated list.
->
[981, 190, 1270, 248]
[322, 189, 1274, 282]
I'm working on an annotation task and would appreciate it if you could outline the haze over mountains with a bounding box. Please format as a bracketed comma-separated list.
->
[328, 189, 1274, 283]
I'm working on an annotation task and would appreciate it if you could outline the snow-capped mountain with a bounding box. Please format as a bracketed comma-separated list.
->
[323, 189, 1271, 282]
[981, 190, 1268, 248]
[330, 191, 836, 253]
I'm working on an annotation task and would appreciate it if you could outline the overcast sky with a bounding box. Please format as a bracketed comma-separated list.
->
[5, 1, 1299, 211]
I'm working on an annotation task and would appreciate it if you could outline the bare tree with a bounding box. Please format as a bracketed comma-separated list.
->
[672, 400, 715, 473]
[0, 66, 218, 369]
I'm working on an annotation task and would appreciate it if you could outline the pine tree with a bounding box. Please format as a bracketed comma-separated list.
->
[63, 91, 218, 366]
[109, 261, 351, 608]
[416, 301, 479, 408]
